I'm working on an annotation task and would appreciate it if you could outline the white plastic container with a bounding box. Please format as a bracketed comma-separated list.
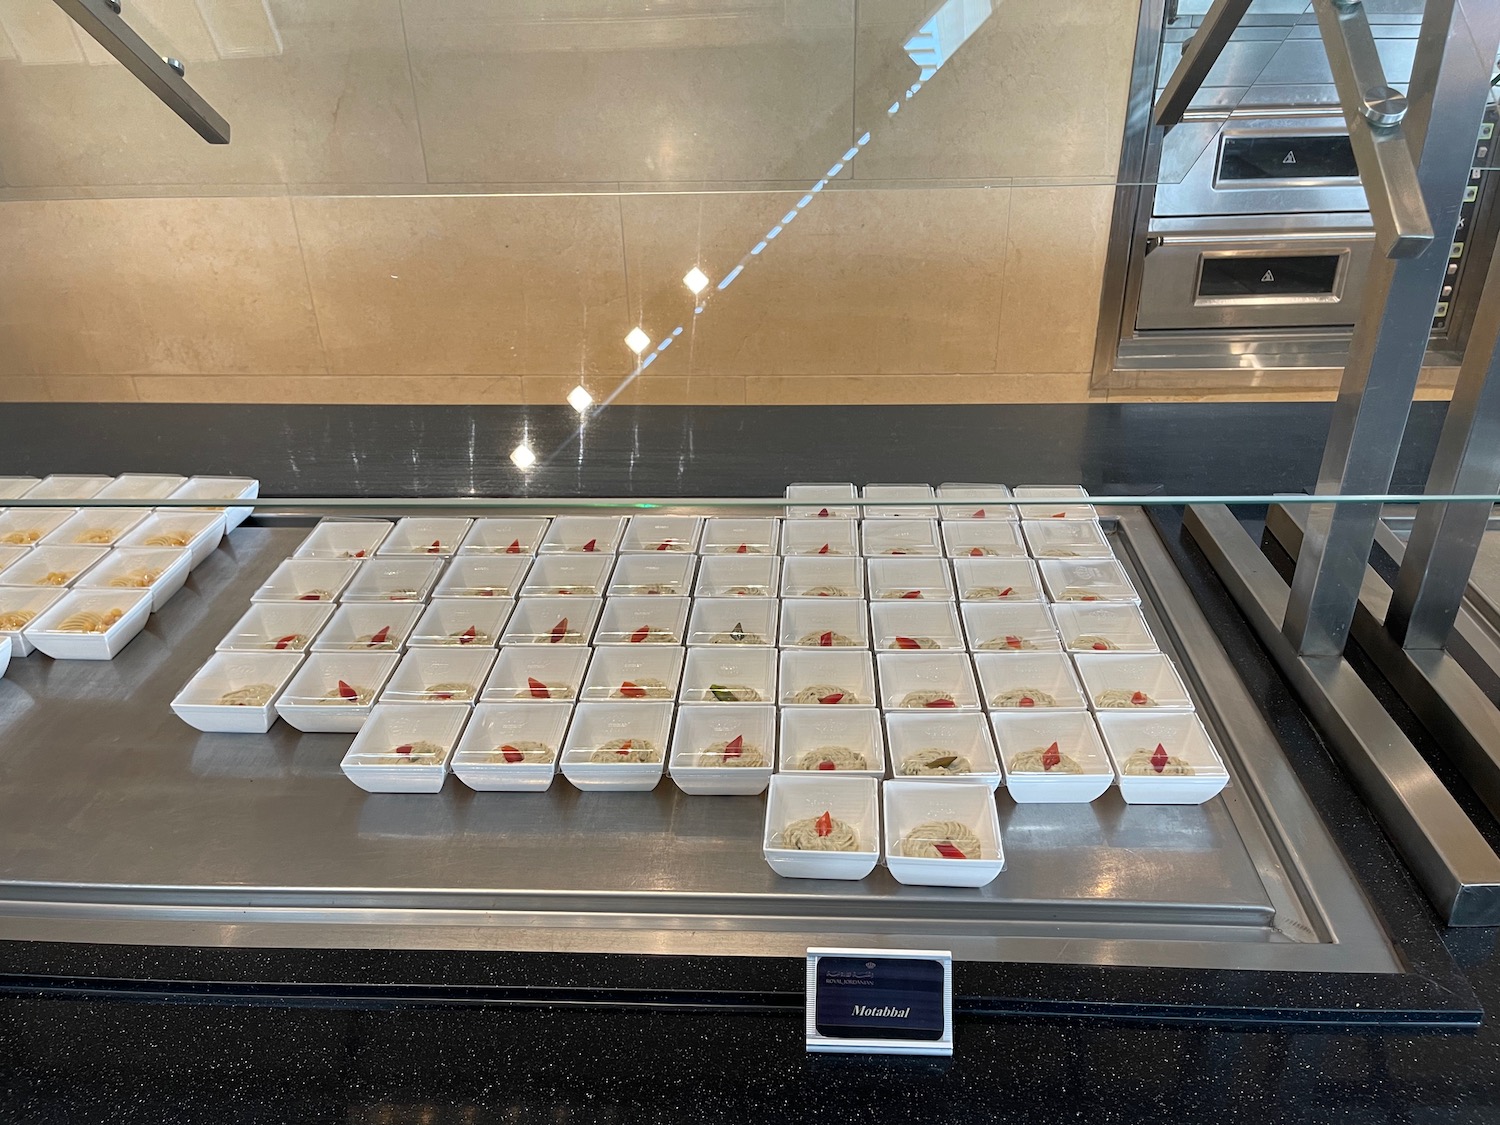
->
[867, 558, 954, 601]
[1022, 520, 1113, 560]
[75, 546, 191, 611]
[171, 651, 304, 733]
[519, 554, 613, 597]
[607, 553, 697, 597]
[117, 510, 225, 568]
[700, 517, 780, 556]
[500, 596, 601, 645]
[1050, 602, 1159, 653]
[408, 599, 512, 649]
[669, 704, 776, 795]
[340, 703, 470, 794]
[781, 556, 865, 599]
[941, 520, 1027, 559]
[883, 780, 1004, 887]
[168, 476, 260, 530]
[538, 515, 628, 555]
[481, 645, 591, 702]
[682, 646, 778, 704]
[375, 516, 473, 557]
[292, 519, 392, 560]
[275, 651, 399, 733]
[251, 558, 359, 603]
[1039, 559, 1140, 604]
[311, 602, 425, 652]
[885, 712, 1001, 790]
[339, 558, 443, 603]
[0, 586, 66, 656]
[781, 518, 860, 557]
[763, 774, 879, 880]
[861, 484, 937, 519]
[594, 595, 690, 646]
[937, 483, 1017, 521]
[869, 601, 965, 651]
[778, 707, 886, 776]
[1012, 485, 1097, 522]
[24, 587, 152, 660]
[861, 519, 943, 557]
[380, 646, 496, 704]
[0, 546, 29, 576]
[974, 651, 1087, 711]
[40, 507, 151, 548]
[0, 545, 109, 589]
[95, 473, 186, 501]
[218, 601, 336, 654]
[778, 649, 875, 708]
[686, 598, 778, 647]
[433, 555, 532, 599]
[0, 508, 76, 548]
[24, 475, 113, 501]
[959, 601, 1062, 653]
[451, 701, 571, 791]
[0, 477, 39, 500]
[992, 710, 1114, 803]
[777, 598, 871, 649]
[459, 517, 550, 555]
[695, 555, 779, 598]
[559, 701, 673, 791]
[784, 482, 859, 520]
[619, 514, 703, 554]
[0, 634, 10, 680]
[1074, 652, 1194, 711]
[581, 644, 686, 702]
[1097, 711, 1230, 804]
[876, 652, 981, 711]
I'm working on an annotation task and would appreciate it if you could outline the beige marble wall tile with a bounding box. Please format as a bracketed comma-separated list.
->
[0, 197, 324, 375]
[994, 184, 1112, 376]
[132, 375, 525, 403]
[0, 0, 424, 190]
[0, 375, 49, 400]
[621, 186, 1011, 377]
[46, 376, 139, 401]
[292, 194, 631, 377]
[522, 374, 744, 406]
[745, 373, 1093, 404]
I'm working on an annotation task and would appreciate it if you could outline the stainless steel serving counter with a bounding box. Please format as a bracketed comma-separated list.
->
[0, 509, 1403, 974]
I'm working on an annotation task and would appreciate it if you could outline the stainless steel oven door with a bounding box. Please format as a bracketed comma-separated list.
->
[1136, 216, 1375, 331]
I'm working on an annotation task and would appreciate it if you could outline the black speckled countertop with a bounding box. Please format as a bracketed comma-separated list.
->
[6, 401, 1500, 1123]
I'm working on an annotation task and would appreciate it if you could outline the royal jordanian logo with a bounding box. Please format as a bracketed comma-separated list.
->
[852, 1004, 911, 1018]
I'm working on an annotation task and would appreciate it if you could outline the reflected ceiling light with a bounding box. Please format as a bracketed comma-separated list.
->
[683, 267, 710, 295]
[510, 443, 537, 469]
[567, 385, 593, 413]
[625, 327, 651, 354]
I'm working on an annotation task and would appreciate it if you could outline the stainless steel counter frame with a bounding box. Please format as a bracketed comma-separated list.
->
[0, 507, 1403, 974]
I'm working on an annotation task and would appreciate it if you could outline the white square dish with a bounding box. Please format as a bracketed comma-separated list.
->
[682, 647, 778, 704]
[408, 599, 511, 648]
[669, 704, 776, 795]
[171, 651, 305, 733]
[784, 482, 859, 520]
[937, 483, 1017, 521]
[311, 602, 425, 652]
[433, 555, 532, 599]
[619, 515, 703, 554]
[876, 652, 981, 711]
[700, 518, 780, 556]
[39, 507, 152, 548]
[861, 519, 943, 557]
[941, 520, 1027, 559]
[168, 476, 260, 530]
[375, 516, 473, 557]
[339, 558, 443, 603]
[500, 597, 601, 645]
[520, 554, 613, 598]
[24, 475, 113, 501]
[0, 586, 67, 656]
[1039, 559, 1140, 604]
[451, 701, 571, 791]
[883, 780, 1004, 887]
[781, 556, 865, 599]
[695, 555, 780, 598]
[218, 601, 336, 654]
[581, 645, 686, 702]
[1050, 602, 1159, 653]
[869, 601, 965, 651]
[292, 519, 392, 560]
[75, 546, 191, 611]
[0, 546, 29, 576]
[974, 652, 1087, 711]
[885, 711, 1001, 790]
[777, 598, 870, 649]
[95, 473, 187, 501]
[763, 774, 880, 880]
[951, 558, 1045, 602]
[251, 558, 360, 604]
[0, 508, 77, 548]
[538, 515, 628, 555]
[559, 701, 674, 791]
[991, 710, 1114, 803]
[1074, 652, 1194, 711]
[594, 596, 690, 646]
[1096, 711, 1230, 804]
[459, 517, 550, 555]
[781, 519, 860, 557]
[482, 645, 591, 702]
[380, 646, 497, 704]
[0, 634, 10, 680]
[778, 649, 875, 708]
[1022, 520, 1113, 560]
[275, 651, 399, 732]
[686, 598, 778, 647]
[1012, 485, 1097, 522]
[117, 510, 226, 568]
[778, 707, 886, 776]
[867, 558, 954, 601]
[341, 703, 471, 794]
[24, 587, 153, 660]
[861, 484, 937, 520]
[960, 601, 1062, 654]
[1, 545, 109, 589]
[608, 553, 697, 597]
[0, 477, 39, 500]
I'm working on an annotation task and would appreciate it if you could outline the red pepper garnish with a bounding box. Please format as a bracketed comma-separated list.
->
[1004, 635, 1024, 650]
[817, 692, 845, 705]
[501, 744, 524, 763]
[1042, 741, 1061, 771]
[933, 841, 967, 859]
[969, 547, 986, 557]
[298, 593, 322, 601]
[273, 634, 298, 650]
[972, 509, 985, 519]
[894, 636, 922, 650]
[814, 810, 833, 837]
[817, 508, 830, 518]
[1092, 641, 1109, 651]
[527, 676, 550, 698]
[506, 539, 522, 553]
[459, 625, 477, 645]
[736, 543, 749, 554]
[890, 550, 908, 556]
[1018, 695, 1035, 708]
[655, 542, 670, 551]
[337, 680, 358, 700]
[432, 691, 454, 700]
[818, 631, 834, 647]
[1151, 742, 1168, 773]
[1081, 595, 1099, 602]
[427, 539, 442, 553]
[618, 680, 647, 699]
[816, 759, 837, 770]
[1131, 691, 1150, 706]
[724, 735, 743, 760]
[629, 625, 650, 643]
[1051, 512, 1066, 519]
[997, 586, 1014, 597]
[581, 538, 597, 552]
[900, 590, 923, 600]
[817, 543, 831, 555]
[478, 588, 495, 597]
[616, 739, 633, 757]
[550, 618, 569, 643]
[353, 550, 366, 558]
[394, 743, 413, 756]
[367, 625, 390, 648]
[924, 698, 956, 708]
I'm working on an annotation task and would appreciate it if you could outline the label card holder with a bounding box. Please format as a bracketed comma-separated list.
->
[805, 947, 953, 1056]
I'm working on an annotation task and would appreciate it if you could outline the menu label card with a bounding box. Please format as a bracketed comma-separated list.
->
[805, 947, 952, 1056]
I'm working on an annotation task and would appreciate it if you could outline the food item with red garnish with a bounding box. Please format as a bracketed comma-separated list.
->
[1060, 586, 1105, 601]
[697, 735, 766, 767]
[798, 630, 857, 647]
[708, 683, 763, 702]
[791, 685, 862, 705]
[967, 585, 1016, 601]
[883, 589, 924, 600]
[968, 546, 997, 557]
[899, 690, 958, 708]
[1072, 634, 1119, 651]
[357, 625, 395, 649]
[1123, 742, 1195, 776]
[708, 621, 766, 645]
[610, 678, 672, 700]
[625, 625, 677, 644]
[487, 740, 551, 765]
[216, 684, 276, 707]
[324, 680, 373, 705]
[794, 746, 868, 771]
[382, 739, 444, 764]
[296, 590, 332, 601]
[524, 676, 573, 700]
[778, 809, 860, 851]
[816, 543, 833, 555]
[426, 539, 443, 554]
[1095, 688, 1157, 709]
[899, 749, 972, 776]
[423, 681, 475, 702]
[270, 633, 306, 651]
[977, 634, 1034, 651]
[437, 625, 487, 646]
[991, 687, 1057, 708]
[892, 635, 937, 650]
[580, 538, 598, 552]
[547, 617, 578, 643]
[802, 585, 853, 598]
[899, 821, 981, 860]
[1007, 740, 1083, 774]
[587, 737, 660, 763]
[506, 539, 523, 554]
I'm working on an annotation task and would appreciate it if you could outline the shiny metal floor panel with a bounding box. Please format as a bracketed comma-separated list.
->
[0, 512, 1399, 972]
